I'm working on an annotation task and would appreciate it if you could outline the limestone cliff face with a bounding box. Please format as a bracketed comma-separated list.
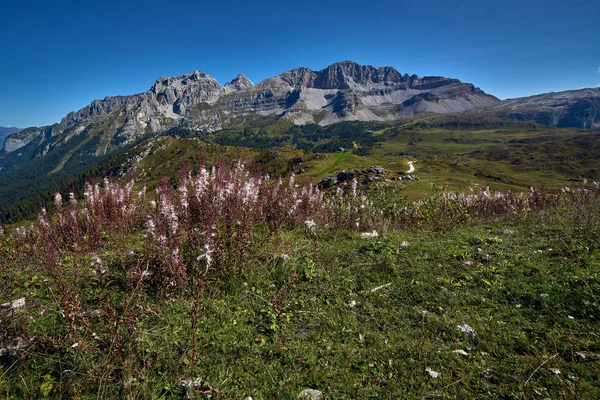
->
[2, 128, 45, 153]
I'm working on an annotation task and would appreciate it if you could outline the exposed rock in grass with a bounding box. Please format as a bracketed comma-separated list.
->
[363, 176, 380, 184]
[298, 389, 323, 400]
[457, 324, 476, 335]
[178, 377, 204, 388]
[0, 297, 25, 313]
[398, 174, 419, 182]
[317, 176, 337, 189]
[453, 349, 469, 356]
[0, 337, 26, 358]
[425, 368, 441, 378]
[575, 352, 600, 362]
[336, 170, 355, 182]
[363, 166, 387, 175]
[360, 230, 379, 238]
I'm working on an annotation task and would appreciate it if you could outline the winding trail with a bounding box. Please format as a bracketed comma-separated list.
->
[407, 161, 416, 173]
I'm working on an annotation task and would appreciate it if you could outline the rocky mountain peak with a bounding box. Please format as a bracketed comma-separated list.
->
[150, 70, 217, 93]
[224, 73, 254, 93]
[312, 61, 405, 90]
[277, 67, 317, 89]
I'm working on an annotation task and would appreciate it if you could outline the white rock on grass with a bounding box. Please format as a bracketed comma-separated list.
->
[425, 368, 441, 378]
[0, 297, 25, 312]
[457, 324, 476, 335]
[178, 377, 203, 388]
[298, 388, 323, 400]
[360, 230, 379, 239]
[453, 349, 469, 356]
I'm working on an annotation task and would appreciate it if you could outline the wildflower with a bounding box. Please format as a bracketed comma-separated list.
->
[90, 256, 106, 274]
[304, 219, 317, 233]
[71, 342, 79, 348]
[69, 192, 77, 207]
[145, 218, 156, 238]
[54, 192, 63, 209]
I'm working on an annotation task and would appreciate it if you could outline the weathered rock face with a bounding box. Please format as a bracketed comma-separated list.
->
[2, 128, 43, 153]
[478, 88, 600, 129]
[0, 127, 21, 148]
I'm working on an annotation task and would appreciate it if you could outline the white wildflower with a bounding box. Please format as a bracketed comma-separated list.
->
[54, 192, 62, 209]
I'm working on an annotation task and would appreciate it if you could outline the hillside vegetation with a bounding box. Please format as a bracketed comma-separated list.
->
[1, 117, 599, 224]
[1, 159, 599, 398]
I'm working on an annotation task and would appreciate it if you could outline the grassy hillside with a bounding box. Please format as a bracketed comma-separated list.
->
[1, 161, 598, 398]
[0, 117, 599, 222]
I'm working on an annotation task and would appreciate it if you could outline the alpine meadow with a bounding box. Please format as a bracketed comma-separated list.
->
[1, 0, 600, 398]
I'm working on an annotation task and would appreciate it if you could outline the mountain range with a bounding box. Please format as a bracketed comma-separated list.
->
[1, 61, 599, 178]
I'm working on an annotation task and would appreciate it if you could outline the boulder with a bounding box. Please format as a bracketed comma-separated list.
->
[298, 389, 323, 400]
[363, 165, 387, 175]
[336, 170, 355, 182]
[318, 176, 338, 189]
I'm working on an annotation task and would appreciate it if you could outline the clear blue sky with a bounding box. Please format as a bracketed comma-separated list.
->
[1, 0, 599, 128]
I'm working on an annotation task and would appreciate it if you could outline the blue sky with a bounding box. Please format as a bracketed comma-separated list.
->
[1, 0, 599, 128]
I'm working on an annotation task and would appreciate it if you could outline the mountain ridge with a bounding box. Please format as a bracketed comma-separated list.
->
[1, 61, 598, 177]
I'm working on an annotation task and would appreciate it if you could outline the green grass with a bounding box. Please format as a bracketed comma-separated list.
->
[1, 202, 599, 398]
